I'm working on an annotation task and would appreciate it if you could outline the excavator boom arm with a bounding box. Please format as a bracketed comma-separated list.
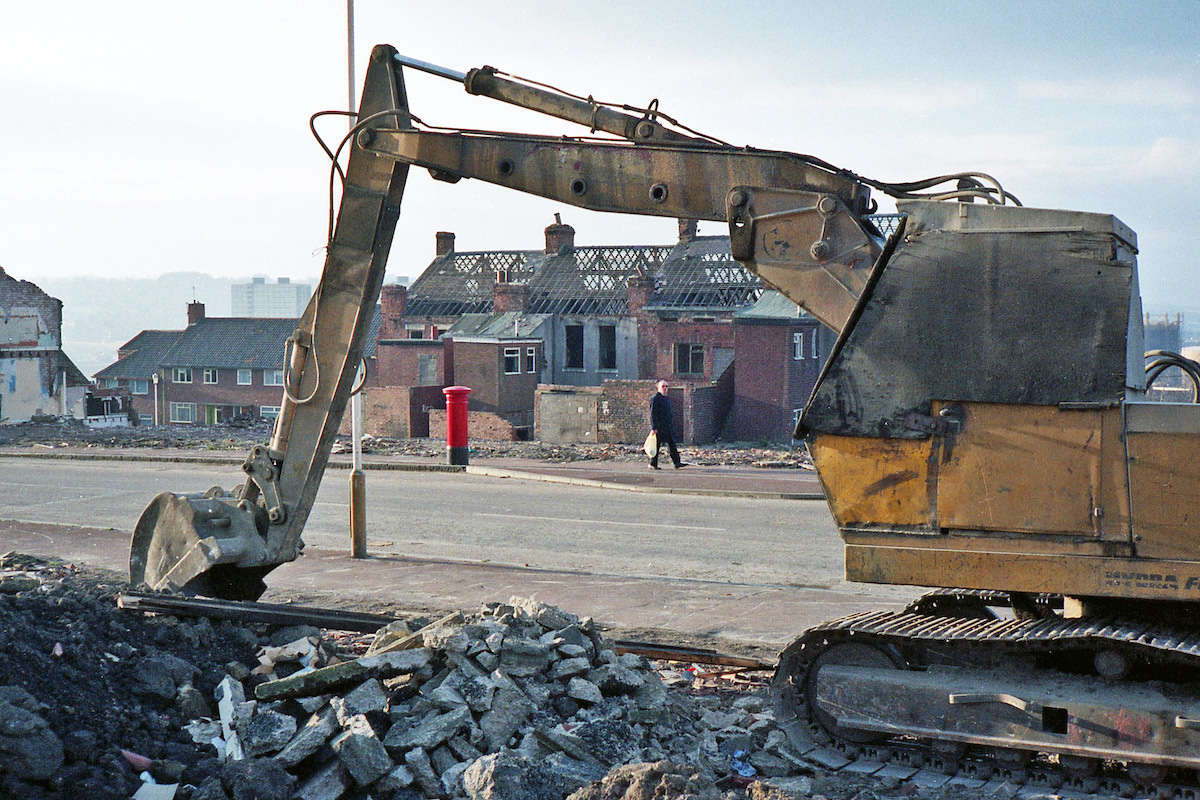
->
[129, 44, 882, 599]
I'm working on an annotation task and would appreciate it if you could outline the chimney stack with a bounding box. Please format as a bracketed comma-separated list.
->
[678, 219, 698, 242]
[435, 231, 456, 256]
[544, 213, 575, 254]
[380, 283, 408, 338]
[493, 281, 529, 314]
[626, 275, 655, 317]
[187, 301, 205, 325]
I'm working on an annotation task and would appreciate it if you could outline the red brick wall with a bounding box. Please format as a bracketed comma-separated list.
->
[733, 320, 823, 442]
[428, 408, 521, 441]
[375, 339, 444, 387]
[644, 318, 737, 383]
[358, 386, 412, 438]
[594, 380, 657, 444]
[451, 340, 540, 417]
[159, 369, 286, 420]
[688, 364, 735, 444]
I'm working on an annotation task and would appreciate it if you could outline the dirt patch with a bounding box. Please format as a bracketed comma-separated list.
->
[0, 553, 262, 798]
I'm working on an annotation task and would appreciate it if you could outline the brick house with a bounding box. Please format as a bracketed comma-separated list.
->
[443, 314, 546, 436]
[732, 291, 831, 442]
[371, 217, 762, 441]
[155, 303, 297, 425]
[95, 329, 184, 423]
[97, 301, 359, 426]
[0, 266, 90, 422]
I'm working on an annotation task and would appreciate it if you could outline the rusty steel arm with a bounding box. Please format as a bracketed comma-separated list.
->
[384, 53, 885, 331]
[130, 44, 881, 599]
[394, 53, 702, 146]
[358, 128, 882, 331]
[130, 45, 413, 599]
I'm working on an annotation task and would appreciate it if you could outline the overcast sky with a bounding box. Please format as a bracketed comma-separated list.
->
[1, 1, 1197, 311]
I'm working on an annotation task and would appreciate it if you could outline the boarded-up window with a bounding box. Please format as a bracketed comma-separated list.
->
[565, 324, 584, 370]
[599, 325, 617, 371]
[418, 354, 438, 385]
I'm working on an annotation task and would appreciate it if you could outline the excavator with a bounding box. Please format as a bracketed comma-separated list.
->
[130, 45, 1200, 782]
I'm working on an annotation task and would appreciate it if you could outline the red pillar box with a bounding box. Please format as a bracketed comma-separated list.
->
[443, 385, 472, 465]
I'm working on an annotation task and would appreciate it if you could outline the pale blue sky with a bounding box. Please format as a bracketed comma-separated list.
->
[1, 1, 1197, 310]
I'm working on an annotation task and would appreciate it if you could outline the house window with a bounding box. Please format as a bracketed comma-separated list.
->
[202, 368, 218, 384]
[793, 332, 805, 360]
[406, 326, 425, 339]
[130, 379, 149, 395]
[812, 330, 819, 359]
[237, 369, 252, 385]
[172, 367, 192, 383]
[259, 405, 282, 419]
[169, 402, 196, 423]
[103, 378, 119, 389]
[264, 369, 284, 386]
[525, 347, 536, 373]
[598, 325, 617, 371]
[674, 343, 704, 376]
[564, 324, 584, 370]
[503, 347, 521, 375]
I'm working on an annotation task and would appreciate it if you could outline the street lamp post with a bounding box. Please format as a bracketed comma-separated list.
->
[151, 372, 159, 426]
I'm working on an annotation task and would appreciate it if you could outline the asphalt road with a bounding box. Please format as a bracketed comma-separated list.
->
[0, 456, 918, 648]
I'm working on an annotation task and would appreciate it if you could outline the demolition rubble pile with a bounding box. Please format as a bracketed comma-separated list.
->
[205, 598, 811, 800]
[0, 554, 823, 800]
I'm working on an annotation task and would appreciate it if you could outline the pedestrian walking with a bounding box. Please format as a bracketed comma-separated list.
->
[648, 380, 686, 469]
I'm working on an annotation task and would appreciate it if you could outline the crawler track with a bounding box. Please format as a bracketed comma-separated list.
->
[772, 590, 1200, 797]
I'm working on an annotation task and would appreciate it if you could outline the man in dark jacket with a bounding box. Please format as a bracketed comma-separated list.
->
[649, 380, 685, 469]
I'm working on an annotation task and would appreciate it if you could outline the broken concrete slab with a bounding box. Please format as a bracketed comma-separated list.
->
[384, 705, 472, 752]
[331, 714, 392, 785]
[255, 648, 432, 701]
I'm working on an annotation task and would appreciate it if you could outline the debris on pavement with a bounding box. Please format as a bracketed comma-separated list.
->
[0, 417, 812, 470]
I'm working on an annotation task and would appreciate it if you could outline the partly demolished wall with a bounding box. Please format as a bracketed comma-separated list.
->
[0, 266, 88, 422]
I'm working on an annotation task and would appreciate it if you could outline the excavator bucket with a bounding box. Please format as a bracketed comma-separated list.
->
[129, 490, 273, 600]
[128, 44, 413, 600]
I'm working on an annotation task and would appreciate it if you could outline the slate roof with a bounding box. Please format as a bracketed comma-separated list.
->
[445, 312, 552, 340]
[157, 318, 296, 370]
[95, 330, 184, 380]
[57, 351, 90, 385]
[733, 290, 810, 321]
[95, 306, 381, 379]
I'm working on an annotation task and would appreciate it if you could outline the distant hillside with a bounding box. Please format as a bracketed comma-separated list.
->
[40, 273, 236, 379]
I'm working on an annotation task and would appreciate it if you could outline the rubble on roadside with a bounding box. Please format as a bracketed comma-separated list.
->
[0, 418, 812, 469]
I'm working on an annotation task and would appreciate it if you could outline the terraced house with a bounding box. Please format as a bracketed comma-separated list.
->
[96, 302, 296, 425]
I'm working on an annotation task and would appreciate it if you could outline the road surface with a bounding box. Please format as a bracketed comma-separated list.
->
[0, 456, 918, 648]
